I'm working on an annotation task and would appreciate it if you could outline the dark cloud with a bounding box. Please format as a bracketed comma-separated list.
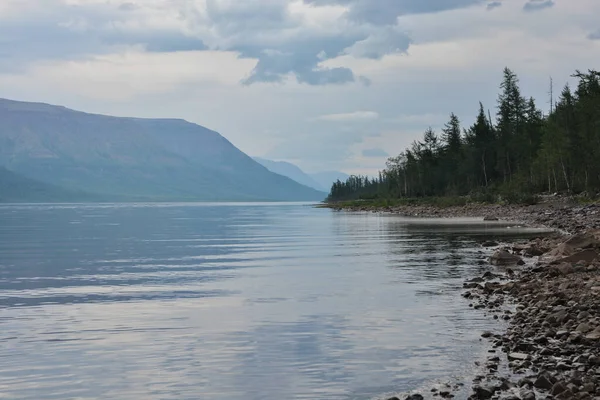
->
[523, 0, 555, 12]
[588, 30, 600, 40]
[486, 1, 502, 10]
[362, 148, 389, 158]
[305, 0, 487, 25]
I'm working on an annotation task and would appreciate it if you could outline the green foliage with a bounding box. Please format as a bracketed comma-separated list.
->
[328, 68, 600, 205]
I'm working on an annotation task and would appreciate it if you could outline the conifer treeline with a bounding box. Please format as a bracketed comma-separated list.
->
[327, 68, 600, 202]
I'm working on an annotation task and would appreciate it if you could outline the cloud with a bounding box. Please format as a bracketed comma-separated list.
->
[486, 1, 502, 10]
[588, 29, 600, 40]
[0, 0, 497, 85]
[523, 0, 555, 12]
[1, 0, 600, 176]
[317, 111, 379, 121]
[305, 0, 488, 25]
[361, 148, 389, 158]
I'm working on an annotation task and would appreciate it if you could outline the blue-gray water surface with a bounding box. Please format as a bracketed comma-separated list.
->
[0, 203, 550, 400]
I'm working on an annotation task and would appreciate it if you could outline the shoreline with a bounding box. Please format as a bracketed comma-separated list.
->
[329, 199, 600, 400]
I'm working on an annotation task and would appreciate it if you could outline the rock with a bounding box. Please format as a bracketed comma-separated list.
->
[404, 395, 424, 400]
[576, 322, 592, 333]
[554, 249, 600, 265]
[585, 327, 600, 340]
[472, 385, 495, 399]
[534, 373, 554, 390]
[482, 331, 494, 338]
[551, 381, 568, 396]
[565, 230, 600, 249]
[542, 243, 576, 262]
[555, 262, 575, 275]
[582, 382, 595, 393]
[490, 250, 524, 266]
[508, 352, 529, 361]
[555, 389, 575, 399]
[519, 388, 536, 400]
[484, 216, 499, 221]
[483, 241, 499, 247]
[588, 355, 600, 365]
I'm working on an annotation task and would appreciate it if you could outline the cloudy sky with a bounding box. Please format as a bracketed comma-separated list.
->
[1, 0, 599, 175]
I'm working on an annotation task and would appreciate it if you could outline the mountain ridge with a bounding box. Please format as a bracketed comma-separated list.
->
[252, 157, 326, 191]
[0, 98, 325, 202]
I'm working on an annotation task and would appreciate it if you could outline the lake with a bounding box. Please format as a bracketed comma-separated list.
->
[0, 202, 549, 399]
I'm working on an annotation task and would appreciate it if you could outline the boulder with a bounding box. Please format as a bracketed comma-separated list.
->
[554, 262, 575, 275]
[576, 322, 592, 333]
[551, 381, 568, 396]
[541, 243, 576, 263]
[472, 385, 495, 399]
[553, 249, 600, 265]
[490, 250, 524, 266]
[585, 326, 600, 340]
[533, 373, 553, 390]
[565, 230, 600, 249]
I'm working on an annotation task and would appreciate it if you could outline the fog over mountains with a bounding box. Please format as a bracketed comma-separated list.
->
[252, 157, 349, 193]
[0, 98, 326, 202]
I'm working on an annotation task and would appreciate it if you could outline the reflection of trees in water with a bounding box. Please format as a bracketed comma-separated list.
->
[380, 221, 506, 283]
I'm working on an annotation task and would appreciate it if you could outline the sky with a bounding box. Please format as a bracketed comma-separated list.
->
[1, 0, 599, 176]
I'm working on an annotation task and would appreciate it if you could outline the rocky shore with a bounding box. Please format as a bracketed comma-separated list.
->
[337, 198, 600, 400]
[328, 196, 599, 235]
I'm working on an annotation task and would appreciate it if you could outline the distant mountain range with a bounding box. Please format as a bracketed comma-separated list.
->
[0, 98, 326, 202]
[252, 157, 349, 192]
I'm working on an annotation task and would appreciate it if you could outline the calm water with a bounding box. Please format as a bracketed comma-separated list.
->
[0, 203, 549, 400]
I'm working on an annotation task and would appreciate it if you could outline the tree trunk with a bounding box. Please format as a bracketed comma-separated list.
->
[482, 151, 488, 187]
[560, 157, 570, 192]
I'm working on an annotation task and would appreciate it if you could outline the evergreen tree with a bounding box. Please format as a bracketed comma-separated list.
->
[327, 68, 600, 203]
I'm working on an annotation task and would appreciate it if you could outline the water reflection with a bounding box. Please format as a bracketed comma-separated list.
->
[0, 204, 549, 399]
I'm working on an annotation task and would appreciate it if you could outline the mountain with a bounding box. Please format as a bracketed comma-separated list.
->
[0, 167, 97, 202]
[309, 171, 350, 192]
[0, 98, 325, 202]
[252, 157, 326, 191]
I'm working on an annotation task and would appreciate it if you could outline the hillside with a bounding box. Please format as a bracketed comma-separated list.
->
[252, 157, 326, 191]
[0, 167, 98, 202]
[0, 98, 325, 202]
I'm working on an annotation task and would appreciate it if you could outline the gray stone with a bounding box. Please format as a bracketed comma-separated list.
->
[585, 327, 600, 340]
[490, 250, 524, 266]
[534, 374, 553, 390]
[472, 385, 495, 399]
[551, 381, 568, 396]
[519, 388, 536, 400]
[577, 322, 592, 333]
[508, 352, 529, 361]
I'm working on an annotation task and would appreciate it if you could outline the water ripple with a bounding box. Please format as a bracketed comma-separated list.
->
[0, 203, 548, 399]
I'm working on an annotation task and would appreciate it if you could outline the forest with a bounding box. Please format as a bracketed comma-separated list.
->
[327, 68, 600, 204]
